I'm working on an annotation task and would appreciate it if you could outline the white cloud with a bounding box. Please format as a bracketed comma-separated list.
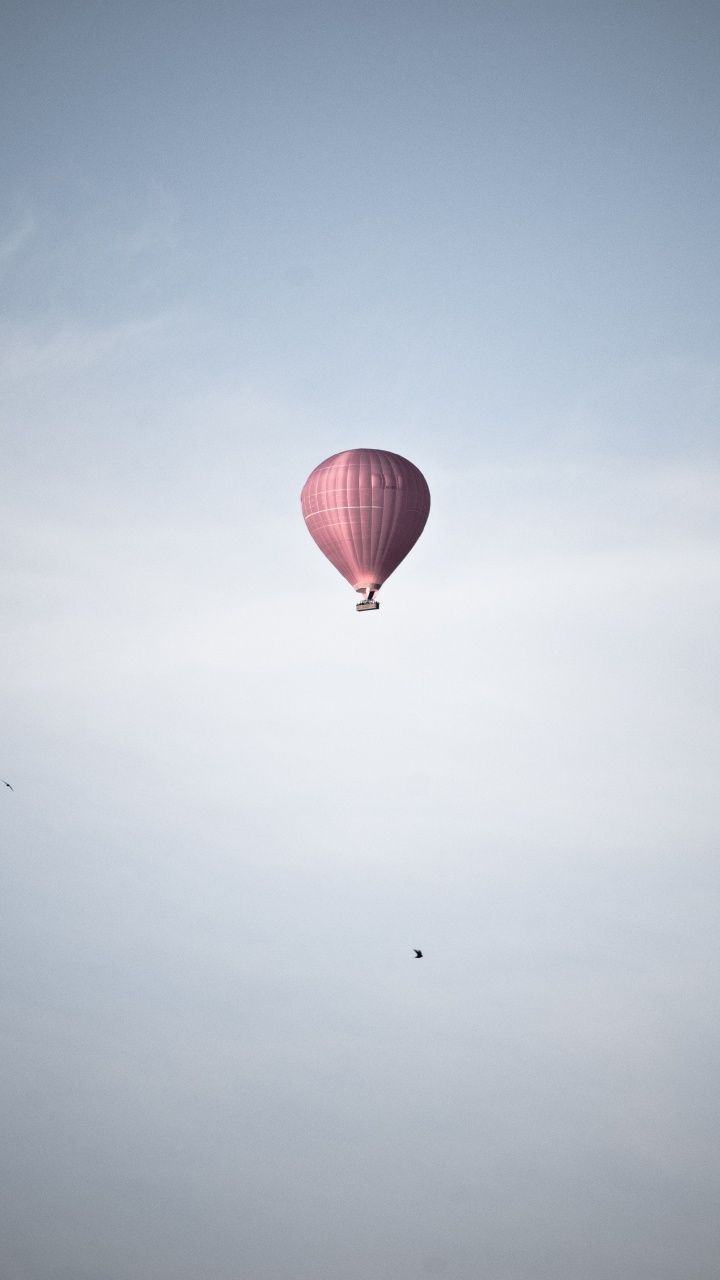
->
[0, 212, 35, 267]
[0, 310, 184, 384]
[2, 453, 718, 869]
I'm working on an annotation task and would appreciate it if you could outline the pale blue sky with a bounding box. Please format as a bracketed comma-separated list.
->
[2, 4, 720, 1279]
[3, 0, 720, 463]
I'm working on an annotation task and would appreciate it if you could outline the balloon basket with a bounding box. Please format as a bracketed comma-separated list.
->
[356, 599, 380, 612]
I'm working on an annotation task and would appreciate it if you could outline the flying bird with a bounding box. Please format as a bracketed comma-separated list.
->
[2, 780, 12, 790]
[413, 949, 423, 959]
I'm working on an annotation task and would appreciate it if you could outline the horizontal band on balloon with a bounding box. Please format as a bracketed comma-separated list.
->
[304, 504, 384, 520]
[305, 504, 427, 519]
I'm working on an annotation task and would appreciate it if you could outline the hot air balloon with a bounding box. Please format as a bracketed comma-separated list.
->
[301, 449, 430, 610]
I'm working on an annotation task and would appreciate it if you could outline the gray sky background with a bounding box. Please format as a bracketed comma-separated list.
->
[2, 3, 719, 1278]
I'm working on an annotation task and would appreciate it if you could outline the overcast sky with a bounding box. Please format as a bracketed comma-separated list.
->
[2, 3, 720, 1278]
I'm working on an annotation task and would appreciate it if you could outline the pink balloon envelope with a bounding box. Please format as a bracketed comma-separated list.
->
[301, 448, 430, 609]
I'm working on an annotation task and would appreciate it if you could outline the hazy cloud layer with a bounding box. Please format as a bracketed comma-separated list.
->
[2, 3, 719, 1278]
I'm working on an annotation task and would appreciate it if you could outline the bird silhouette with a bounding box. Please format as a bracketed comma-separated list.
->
[2, 780, 12, 791]
[413, 949, 423, 958]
